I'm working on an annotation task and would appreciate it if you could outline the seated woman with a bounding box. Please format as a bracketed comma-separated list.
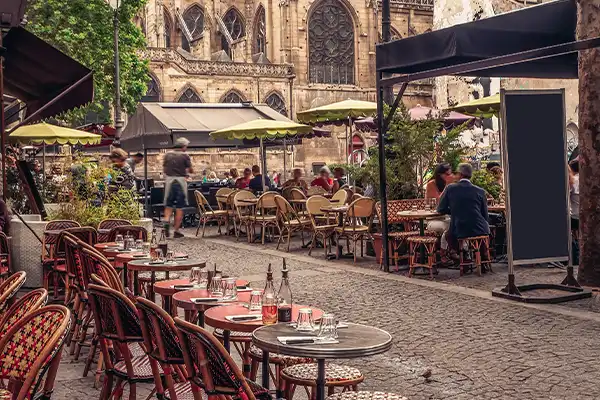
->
[425, 163, 455, 260]
[331, 167, 347, 193]
[310, 166, 333, 192]
[282, 168, 309, 192]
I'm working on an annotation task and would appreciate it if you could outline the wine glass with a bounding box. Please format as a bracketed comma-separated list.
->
[210, 276, 223, 297]
[115, 234, 124, 249]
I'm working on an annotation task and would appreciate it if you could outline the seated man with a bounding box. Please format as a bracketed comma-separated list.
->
[249, 165, 272, 192]
[282, 168, 309, 192]
[437, 163, 490, 269]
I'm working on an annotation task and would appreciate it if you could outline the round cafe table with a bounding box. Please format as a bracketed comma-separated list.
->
[127, 258, 205, 301]
[173, 289, 255, 327]
[253, 323, 392, 400]
[204, 304, 323, 378]
[114, 252, 187, 290]
[157, 278, 249, 316]
[397, 210, 441, 267]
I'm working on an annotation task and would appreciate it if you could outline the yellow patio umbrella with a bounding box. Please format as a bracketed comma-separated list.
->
[448, 93, 501, 119]
[211, 119, 313, 190]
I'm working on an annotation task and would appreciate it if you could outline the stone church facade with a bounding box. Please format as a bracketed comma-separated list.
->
[134, 0, 434, 178]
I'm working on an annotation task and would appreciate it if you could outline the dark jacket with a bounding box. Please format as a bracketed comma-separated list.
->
[249, 175, 271, 192]
[437, 179, 489, 239]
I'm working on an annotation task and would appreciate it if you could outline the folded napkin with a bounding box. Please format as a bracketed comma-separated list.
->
[277, 336, 338, 345]
[236, 287, 253, 292]
[225, 314, 262, 322]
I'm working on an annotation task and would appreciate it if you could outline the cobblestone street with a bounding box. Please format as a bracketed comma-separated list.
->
[51, 230, 600, 400]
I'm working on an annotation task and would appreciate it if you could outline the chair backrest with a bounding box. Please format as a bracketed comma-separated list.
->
[63, 234, 87, 292]
[79, 246, 123, 292]
[0, 232, 11, 276]
[136, 297, 184, 365]
[55, 227, 98, 260]
[99, 219, 132, 231]
[376, 199, 428, 225]
[174, 317, 257, 399]
[42, 220, 80, 259]
[107, 225, 148, 242]
[0, 271, 26, 316]
[216, 188, 234, 210]
[281, 187, 294, 200]
[88, 283, 142, 343]
[347, 197, 375, 219]
[215, 187, 233, 198]
[307, 186, 326, 196]
[331, 189, 349, 204]
[350, 193, 364, 202]
[0, 305, 70, 400]
[233, 190, 256, 207]
[289, 188, 307, 201]
[194, 190, 212, 214]
[257, 191, 277, 210]
[45, 220, 80, 231]
[306, 195, 331, 218]
[274, 195, 301, 225]
[0, 288, 48, 338]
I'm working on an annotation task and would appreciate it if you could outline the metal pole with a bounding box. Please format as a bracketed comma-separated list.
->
[144, 148, 149, 218]
[376, 72, 390, 272]
[381, 0, 392, 104]
[260, 137, 267, 191]
[113, 6, 124, 144]
[283, 138, 287, 182]
[0, 34, 6, 201]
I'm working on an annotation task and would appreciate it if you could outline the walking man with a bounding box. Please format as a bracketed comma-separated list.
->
[163, 137, 193, 238]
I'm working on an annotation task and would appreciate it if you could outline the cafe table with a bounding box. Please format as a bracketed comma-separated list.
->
[397, 210, 441, 267]
[488, 204, 506, 213]
[253, 322, 392, 400]
[321, 205, 351, 259]
[204, 304, 323, 377]
[157, 278, 249, 316]
[127, 258, 205, 301]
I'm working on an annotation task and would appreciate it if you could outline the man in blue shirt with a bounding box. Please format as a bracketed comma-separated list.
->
[249, 164, 271, 193]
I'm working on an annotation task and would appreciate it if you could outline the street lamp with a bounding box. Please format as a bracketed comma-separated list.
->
[106, 0, 124, 145]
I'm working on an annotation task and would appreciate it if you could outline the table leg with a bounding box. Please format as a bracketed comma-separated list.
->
[133, 272, 139, 296]
[162, 295, 172, 314]
[419, 218, 426, 264]
[261, 350, 270, 390]
[150, 272, 156, 302]
[197, 310, 205, 327]
[122, 263, 128, 289]
[223, 330, 230, 353]
[316, 358, 325, 400]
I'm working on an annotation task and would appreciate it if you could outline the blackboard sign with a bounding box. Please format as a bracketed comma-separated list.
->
[501, 89, 570, 265]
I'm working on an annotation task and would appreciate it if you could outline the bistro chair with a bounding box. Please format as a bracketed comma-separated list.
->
[88, 283, 163, 400]
[334, 197, 376, 262]
[249, 345, 313, 396]
[98, 219, 132, 242]
[234, 190, 258, 242]
[307, 186, 327, 197]
[0, 232, 11, 283]
[407, 236, 439, 279]
[195, 190, 229, 237]
[330, 189, 349, 205]
[174, 317, 272, 400]
[0, 305, 71, 400]
[136, 297, 193, 400]
[108, 225, 148, 242]
[274, 195, 311, 251]
[289, 188, 308, 217]
[374, 202, 419, 271]
[216, 187, 234, 210]
[0, 271, 26, 316]
[42, 220, 80, 299]
[280, 362, 363, 400]
[253, 192, 279, 245]
[63, 234, 88, 353]
[224, 190, 239, 235]
[57, 227, 98, 303]
[458, 236, 493, 276]
[306, 196, 338, 259]
[0, 288, 48, 338]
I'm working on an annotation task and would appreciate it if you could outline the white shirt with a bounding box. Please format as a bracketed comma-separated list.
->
[570, 174, 580, 218]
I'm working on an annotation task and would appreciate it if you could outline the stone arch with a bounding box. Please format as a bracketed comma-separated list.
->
[220, 89, 247, 103]
[252, 4, 267, 56]
[182, 3, 205, 42]
[220, 7, 246, 56]
[264, 91, 287, 116]
[307, 0, 356, 85]
[175, 83, 204, 103]
[142, 73, 162, 102]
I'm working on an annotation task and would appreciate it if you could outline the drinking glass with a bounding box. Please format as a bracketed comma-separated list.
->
[223, 277, 238, 300]
[249, 290, 262, 312]
[125, 234, 133, 250]
[142, 243, 151, 256]
[411, 205, 418, 212]
[190, 267, 201, 286]
[155, 249, 164, 263]
[317, 313, 338, 340]
[135, 239, 144, 251]
[296, 308, 315, 332]
[115, 234, 124, 249]
[166, 250, 175, 262]
[210, 276, 223, 297]
[424, 202, 431, 211]
[429, 198, 437, 210]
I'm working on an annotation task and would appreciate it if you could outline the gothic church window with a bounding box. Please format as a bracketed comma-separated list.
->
[221, 8, 245, 57]
[177, 87, 202, 103]
[164, 10, 173, 48]
[142, 76, 160, 102]
[253, 6, 267, 56]
[222, 91, 244, 103]
[308, 0, 355, 85]
[183, 4, 205, 41]
[265, 93, 287, 116]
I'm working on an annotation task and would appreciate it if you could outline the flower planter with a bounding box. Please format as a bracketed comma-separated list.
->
[372, 233, 395, 265]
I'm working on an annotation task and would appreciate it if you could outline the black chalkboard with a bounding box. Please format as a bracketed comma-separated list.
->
[502, 90, 569, 264]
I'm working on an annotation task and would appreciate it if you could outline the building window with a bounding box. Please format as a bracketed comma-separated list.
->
[222, 91, 244, 103]
[141, 76, 160, 102]
[308, 0, 355, 85]
[221, 8, 245, 57]
[253, 6, 266, 56]
[265, 92, 287, 116]
[312, 163, 325, 176]
[164, 10, 173, 48]
[177, 87, 202, 103]
[184, 4, 204, 41]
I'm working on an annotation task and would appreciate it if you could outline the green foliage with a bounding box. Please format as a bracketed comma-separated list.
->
[25, 0, 149, 124]
[471, 169, 502, 201]
[354, 104, 469, 200]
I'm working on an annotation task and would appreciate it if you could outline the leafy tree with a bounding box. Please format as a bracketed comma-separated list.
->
[25, 0, 149, 124]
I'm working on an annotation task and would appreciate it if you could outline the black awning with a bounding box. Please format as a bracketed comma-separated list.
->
[2, 27, 94, 121]
[376, 0, 578, 78]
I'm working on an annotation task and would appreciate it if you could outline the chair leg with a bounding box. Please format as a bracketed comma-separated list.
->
[201, 219, 207, 238]
[287, 230, 292, 252]
[129, 383, 137, 400]
[308, 233, 316, 256]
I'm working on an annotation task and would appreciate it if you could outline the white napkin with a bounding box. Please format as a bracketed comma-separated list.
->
[277, 336, 339, 345]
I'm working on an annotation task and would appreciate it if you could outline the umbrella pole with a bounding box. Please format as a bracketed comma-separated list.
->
[283, 138, 287, 183]
[345, 124, 349, 164]
[144, 148, 149, 218]
[260, 137, 267, 191]
[348, 117, 354, 186]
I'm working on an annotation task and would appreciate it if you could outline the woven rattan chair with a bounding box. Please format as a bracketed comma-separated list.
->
[334, 197, 375, 262]
[58, 227, 98, 304]
[0, 271, 26, 316]
[216, 188, 234, 210]
[330, 189, 349, 205]
[98, 219, 132, 242]
[275, 195, 311, 251]
[108, 225, 148, 242]
[63, 234, 88, 354]
[0, 232, 11, 283]
[195, 190, 229, 237]
[42, 220, 80, 299]
[458, 235, 493, 276]
[307, 186, 327, 197]
[136, 297, 194, 400]
[253, 192, 279, 245]
[175, 317, 271, 400]
[0, 305, 71, 400]
[407, 236, 439, 279]
[289, 188, 308, 217]
[88, 283, 163, 400]
[234, 190, 258, 242]
[0, 288, 48, 338]
[306, 196, 337, 259]
[374, 202, 419, 271]
[281, 363, 363, 400]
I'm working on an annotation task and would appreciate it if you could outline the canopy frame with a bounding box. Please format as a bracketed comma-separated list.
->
[375, 1, 600, 297]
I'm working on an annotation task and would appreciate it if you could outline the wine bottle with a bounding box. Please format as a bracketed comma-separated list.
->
[277, 259, 293, 322]
[262, 263, 277, 325]
[158, 229, 168, 255]
[150, 228, 158, 258]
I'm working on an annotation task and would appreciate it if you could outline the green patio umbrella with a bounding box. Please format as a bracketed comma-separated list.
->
[211, 119, 313, 190]
[448, 94, 501, 118]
